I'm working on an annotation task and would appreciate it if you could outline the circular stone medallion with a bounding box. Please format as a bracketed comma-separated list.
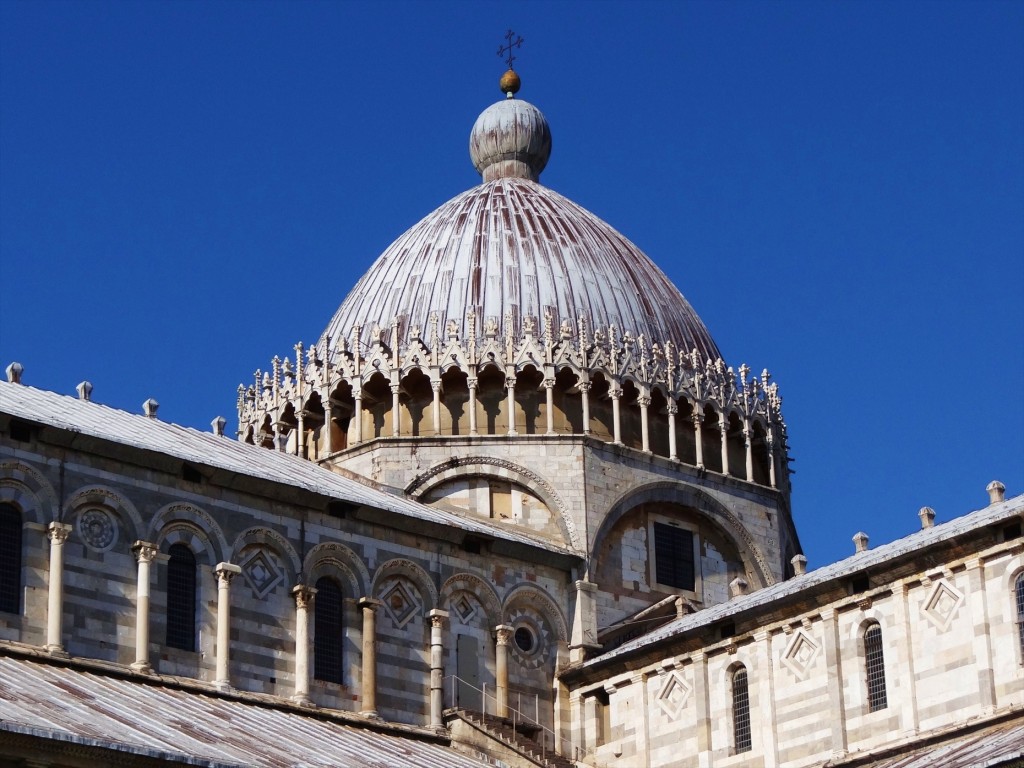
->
[78, 508, 117, 551]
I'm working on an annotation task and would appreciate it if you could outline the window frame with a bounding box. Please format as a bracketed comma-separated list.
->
[0, 503, 22, 615]
[732, 664, 752, 754]
[647, 515, 701, 596]
[165, 543, 198, 652]
[1015, 572, 1024, 663]
[864, 621, 888, 712]
[313, 576, 344, 685]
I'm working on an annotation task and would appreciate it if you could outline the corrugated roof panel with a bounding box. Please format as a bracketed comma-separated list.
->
[0, 655, 493, 767]
[0, 381, 576, 556]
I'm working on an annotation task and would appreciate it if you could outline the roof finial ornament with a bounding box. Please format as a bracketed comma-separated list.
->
[497, 29, 523, 98]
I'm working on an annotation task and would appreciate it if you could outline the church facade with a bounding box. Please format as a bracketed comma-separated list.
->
[0, 68, 1021, 768]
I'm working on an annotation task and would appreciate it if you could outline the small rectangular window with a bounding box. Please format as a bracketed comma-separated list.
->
[653, 522, 695, 591]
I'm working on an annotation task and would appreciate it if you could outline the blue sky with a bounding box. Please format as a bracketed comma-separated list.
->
[1, 0, 1021, 569]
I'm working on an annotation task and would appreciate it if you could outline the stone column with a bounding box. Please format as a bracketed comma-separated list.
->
[131, 541, 158, 672]
[610, 386, 622, 444]
[755, 629, 779, 767]
[431, 380, 442, 436]
[359, 597, 382, 717]
[893, 581, 920, 735]
[965, 559, 996, 712]
[467, 377, 479, 435]
[692, 652, 712, 762]
[353, 390, 364, 444]
[569, 579, 600, 663]
[505, 377, 518, 436]
[667, 400, 678, 460]
[579, 381, 592, 435]
[322, 400, 334, 454]
[638, 395, 651, 453]
[292, 584, 317, 705]
[214, 562, 241, 689]
[390, 383, 401, 437]
[45, 522, 72, 655]
[720, 417, 729, 476]
[495, 624, 513, 717]
[692, 411, 704, 468]
[767, 429, 777, 489]
[820, 607, 848, 758]
[428, 609, 449, 729]
[296, 409, 306, 458]
[744, 423, 754, 482]
[544, 378, 556, 435]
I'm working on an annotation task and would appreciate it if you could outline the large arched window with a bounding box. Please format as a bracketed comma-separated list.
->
[1015, 573, 1024, 661]
[732, 665, 751, 753]
[864, 622, 887, 712]
[0, 503, 22, 614]
[166, 544, 197, 651]
[314, 577, 343, 684]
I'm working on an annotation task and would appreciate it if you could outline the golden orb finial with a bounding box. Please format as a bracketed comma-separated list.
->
[500, 69, 521, 96]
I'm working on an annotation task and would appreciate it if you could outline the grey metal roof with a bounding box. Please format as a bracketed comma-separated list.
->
[587, 492, 1024, 667]
[833, 718, 1024, 768]
[0, 653, 493, 768]
[323, 176, 721, 362]
[0, 381, 575, 555]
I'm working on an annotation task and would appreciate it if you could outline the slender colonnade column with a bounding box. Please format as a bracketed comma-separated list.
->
[292, 584, 316, 705]
[428, 609, 449, 729]
[45, 522, 72, 655]
[467, 377, 479, 435]
[131, 540, 158, 672]
[666, 400, 678, 460]
[214, 562, 241, 689]
[359, 597, 382, 717]
[505, 377, 518, 436]
[495, 624, 513, 717]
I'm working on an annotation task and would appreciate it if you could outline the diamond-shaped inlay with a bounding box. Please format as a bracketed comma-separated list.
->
[922, 579, 964, 631]
[453, 595, 477, 624]
[656, 671, 692, 720]
[781, 629, 820, 679]
[381, 580, 420, 628]
[241, 550, 283, 599]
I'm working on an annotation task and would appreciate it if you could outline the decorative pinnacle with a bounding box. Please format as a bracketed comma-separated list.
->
[498, 29, 523, 97]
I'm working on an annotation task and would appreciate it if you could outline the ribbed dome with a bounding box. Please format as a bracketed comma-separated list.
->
[323, 176, 720, 361]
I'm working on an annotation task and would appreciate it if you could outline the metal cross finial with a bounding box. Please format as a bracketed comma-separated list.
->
[498, 29, 524, 70]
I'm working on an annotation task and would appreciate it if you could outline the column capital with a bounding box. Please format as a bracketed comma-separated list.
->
[292, 584, 317, 608]
[666, 400, 678, 415]
[215, 562, 241, 584]
[132, 540, 158, 563]
[428, 608, 449, 628]
[577, 381, 591, 393]
[691, 411, 703, 425]
[431, 380, 443, 393]
[467, 376, 478, 388]
[47, 521, 72, 544]
[637, 395, 651, 408]
[358, 596, 383, 611]
[495, 624, 514, 645]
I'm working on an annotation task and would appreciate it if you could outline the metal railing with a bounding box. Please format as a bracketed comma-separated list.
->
[444, 674, 576, 763]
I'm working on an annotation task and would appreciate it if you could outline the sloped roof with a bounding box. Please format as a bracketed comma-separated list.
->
[0, 380, 576, 555]
[0, 652, 491, 768]
[587, 492, 1023, 667]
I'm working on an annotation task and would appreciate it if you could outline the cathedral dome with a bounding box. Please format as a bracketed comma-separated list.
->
[323, 97, 720, 361]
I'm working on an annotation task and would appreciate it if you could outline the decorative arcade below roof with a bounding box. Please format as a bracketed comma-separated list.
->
[236, 314, 790, 492]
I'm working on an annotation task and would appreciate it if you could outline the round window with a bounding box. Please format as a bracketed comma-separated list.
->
[514, 626, 535, 653]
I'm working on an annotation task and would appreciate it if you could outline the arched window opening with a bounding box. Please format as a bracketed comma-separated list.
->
[166, 544, 197, 652]
[732, 665, 751, 753]
[314, 577, 343, 684]
[1015, 573, 1024, 661]
[864, 623, 887, 711]
[0, 503, 22, 614]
